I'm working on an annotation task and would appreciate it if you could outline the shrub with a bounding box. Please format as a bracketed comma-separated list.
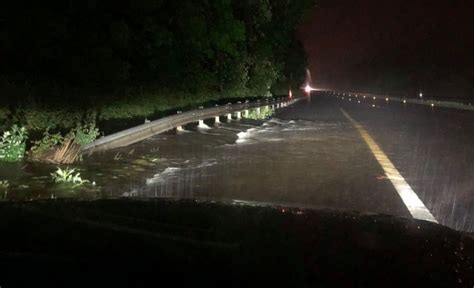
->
[15, 108, 83, 131]
[245, 105, 274, 120]
[51, 167, 89, 185]
[74, 123, 99, 145]
[29, 117, 99, 163]
[29, 129, 65, 159]
[0, 180, 9, 190]
[0, 125, 28, 162]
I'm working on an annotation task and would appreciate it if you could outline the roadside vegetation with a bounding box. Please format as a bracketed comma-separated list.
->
[245, 106, 275, 120]
[0, 125, 28, 162]
[0, 180, 9, 199]
[0, 0, 314, 163]
[50, 167, 91, 186]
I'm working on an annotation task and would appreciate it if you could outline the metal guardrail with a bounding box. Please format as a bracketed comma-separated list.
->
[82, 97, 300, 153]
[325, 91, 474, 111]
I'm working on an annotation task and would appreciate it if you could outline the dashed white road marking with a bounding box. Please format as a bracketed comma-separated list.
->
[340, 108, 438, 223]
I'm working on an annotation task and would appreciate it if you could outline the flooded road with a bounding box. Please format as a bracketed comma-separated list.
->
[1, 93, 473, 232]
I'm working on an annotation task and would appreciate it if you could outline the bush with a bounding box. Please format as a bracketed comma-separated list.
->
[29, 121, 98, 163]
[15, 108, 83, 131]
[50, 167, 89, 185]
[245, 105, 274, 120]
[29, 129, 65, 159]
[0, 180, 9, 190]
[0, 125, 28, 162]
[74, 123, 99, 145]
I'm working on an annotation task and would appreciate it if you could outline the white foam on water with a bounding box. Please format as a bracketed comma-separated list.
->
[146, 167, 181, 185]
[236, 128, 258, 144]
[282, 126, 321, 132]
[267, 118, 286, 125]
[197, 160, 218, 168]
[198, 122, 211, 129]
[176, 127, 190, 133]
[235, 118, 323, 145]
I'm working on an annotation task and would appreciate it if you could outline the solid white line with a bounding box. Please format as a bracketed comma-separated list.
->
[340, 108, 438, 223]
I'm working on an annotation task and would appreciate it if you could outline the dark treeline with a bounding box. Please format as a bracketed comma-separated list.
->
[0, 0, 313, 110]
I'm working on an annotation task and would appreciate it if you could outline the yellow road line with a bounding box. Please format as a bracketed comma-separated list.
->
[340, 108, 438, 223]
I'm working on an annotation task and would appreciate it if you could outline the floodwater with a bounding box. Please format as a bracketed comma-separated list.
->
[1, 94, 473, 232]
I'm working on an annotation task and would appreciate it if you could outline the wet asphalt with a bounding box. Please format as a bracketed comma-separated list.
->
[306, 92, 474, 231]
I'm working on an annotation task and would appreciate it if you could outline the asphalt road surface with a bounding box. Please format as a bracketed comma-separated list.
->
[113, 92, 473, 232]
[300, 92, 474, 232]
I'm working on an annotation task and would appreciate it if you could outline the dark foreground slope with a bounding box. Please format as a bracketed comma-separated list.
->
[0, 199, 472, 287]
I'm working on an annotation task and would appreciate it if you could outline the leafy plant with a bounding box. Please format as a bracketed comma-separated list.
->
[29, 128, 65, 158]
[0, 180, 9, 190]
[73, 122, 99, 145]
[245, 105, 274, 120]
[0, 125, 28, 162]
[51, 167, 89, 185]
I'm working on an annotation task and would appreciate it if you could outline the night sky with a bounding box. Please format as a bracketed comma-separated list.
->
[298, 0, 474, 97]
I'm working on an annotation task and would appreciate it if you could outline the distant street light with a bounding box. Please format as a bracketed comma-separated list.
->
[419, 91, 423, 99]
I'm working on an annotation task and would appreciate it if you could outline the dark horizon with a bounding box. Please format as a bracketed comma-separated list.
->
[298, 0, 474, 99]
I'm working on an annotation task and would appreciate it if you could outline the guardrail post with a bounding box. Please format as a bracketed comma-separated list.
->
[176, 111, 184, 131]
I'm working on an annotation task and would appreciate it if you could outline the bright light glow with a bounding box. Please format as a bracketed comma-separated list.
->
[289, 89, 293, 98]
[373, 96, 376, 100]
[431, 103, 434, 107]
[363, 95, 366, 99]
[385, 97, 389, 101]
[403, 100, 407, 104]
[419, 92, 423, 98]
[304, 84, 311, 93]
[357, 100, 360, 104]
[372, 104, 375, 107]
